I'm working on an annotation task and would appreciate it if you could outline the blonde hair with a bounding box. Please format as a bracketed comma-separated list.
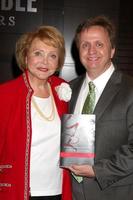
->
[15, 26, 65, 71]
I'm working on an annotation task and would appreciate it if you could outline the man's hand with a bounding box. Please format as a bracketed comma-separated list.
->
[67, 165, 95, 177]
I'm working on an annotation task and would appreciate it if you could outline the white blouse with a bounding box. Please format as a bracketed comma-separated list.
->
[30, 95, 62, 196]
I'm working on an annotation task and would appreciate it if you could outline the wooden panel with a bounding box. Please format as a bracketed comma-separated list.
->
[116, 0, 133, 75]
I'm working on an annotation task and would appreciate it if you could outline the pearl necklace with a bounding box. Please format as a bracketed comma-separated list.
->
[32, 83, 55, 121]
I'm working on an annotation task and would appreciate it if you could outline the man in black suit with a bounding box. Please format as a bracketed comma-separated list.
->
[68, 15, 133, 200]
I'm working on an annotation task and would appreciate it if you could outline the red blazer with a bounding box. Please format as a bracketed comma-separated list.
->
[0, 72, 72, 200]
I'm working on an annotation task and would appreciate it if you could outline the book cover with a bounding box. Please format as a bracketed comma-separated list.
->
[60, 114, 95, 167]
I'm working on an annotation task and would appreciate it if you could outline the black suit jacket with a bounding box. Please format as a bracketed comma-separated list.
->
[69, 70, 133, 200]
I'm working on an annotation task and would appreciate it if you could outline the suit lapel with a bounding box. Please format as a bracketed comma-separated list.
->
[94, 70, 122, 121]
[69, 75, 85, 113]
[70, 70, 123, 121]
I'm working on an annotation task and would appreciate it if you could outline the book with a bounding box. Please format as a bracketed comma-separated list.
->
[60, 114, 95, 167]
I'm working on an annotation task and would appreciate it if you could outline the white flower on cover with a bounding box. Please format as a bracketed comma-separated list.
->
[55, 82, 72, 102]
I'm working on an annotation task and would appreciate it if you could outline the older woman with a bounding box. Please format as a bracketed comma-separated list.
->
[0, 26, 72, 200]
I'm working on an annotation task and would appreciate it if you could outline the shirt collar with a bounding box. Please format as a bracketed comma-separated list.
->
[84, 63, 115, 94]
